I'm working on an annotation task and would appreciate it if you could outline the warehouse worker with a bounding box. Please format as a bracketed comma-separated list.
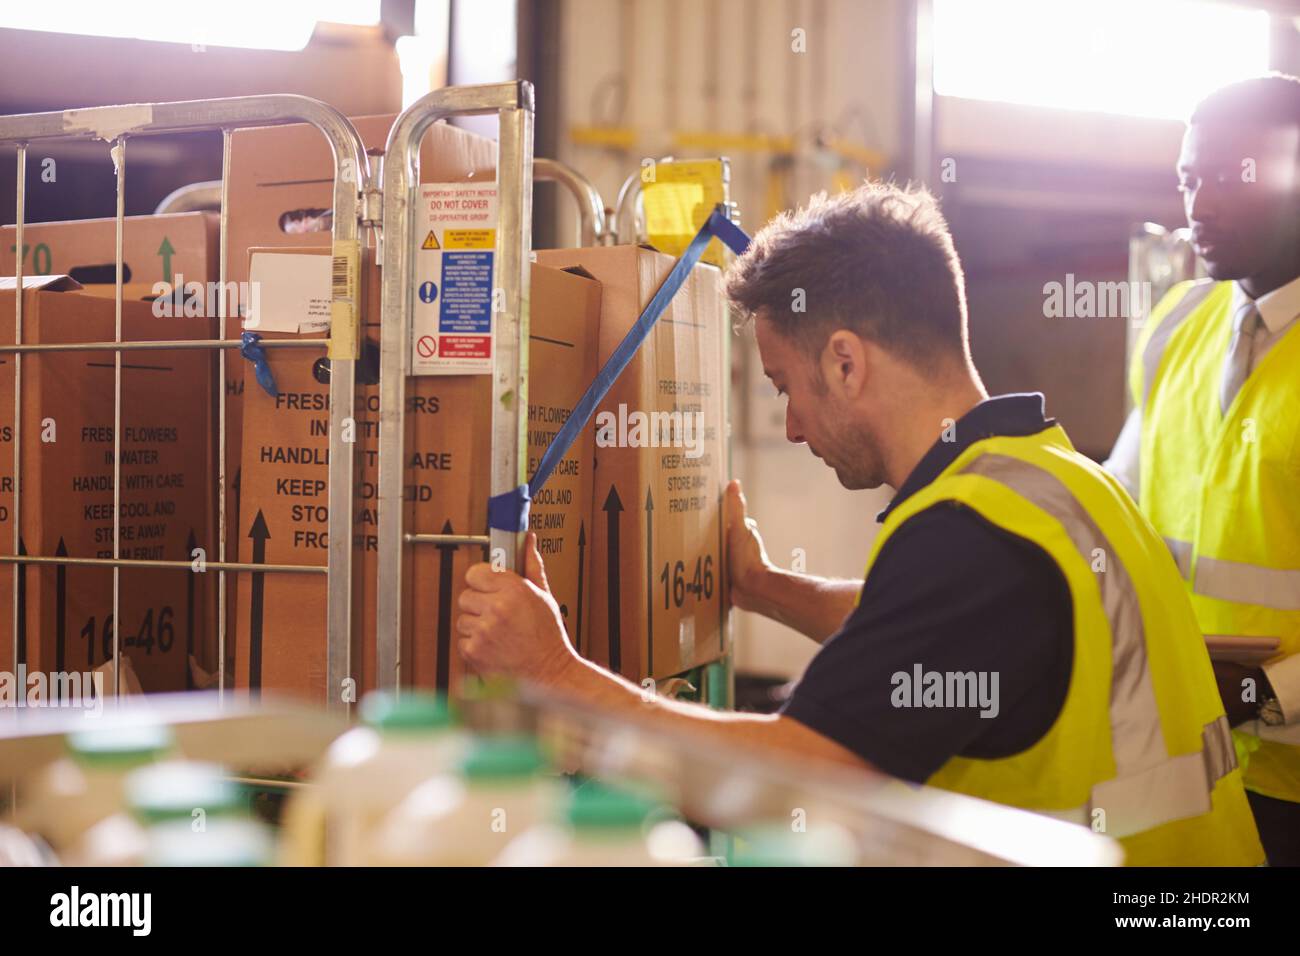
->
[1106, 74, 1300, 864]
[458, 181, 1263, 866]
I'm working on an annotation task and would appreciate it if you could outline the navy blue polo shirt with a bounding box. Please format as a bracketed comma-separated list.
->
[781, 393, 1074, 783]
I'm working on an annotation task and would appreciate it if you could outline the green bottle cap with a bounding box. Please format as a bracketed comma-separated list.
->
[459, 735, 546, 781]
[729, 824, 857, 867]
[126, 762, 244, 824]
[66, 724, 172, 769]
[360, 690, 453, 733]
[567, 781, 660, 830]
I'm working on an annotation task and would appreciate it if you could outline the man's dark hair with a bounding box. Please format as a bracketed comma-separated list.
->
[724, 181, 971, 371]
[1190, 73, 1300, 127]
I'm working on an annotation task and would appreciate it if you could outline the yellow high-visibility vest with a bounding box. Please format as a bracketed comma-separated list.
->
[1132, 279, 1300, 803]
[863, 425, 1263, 865]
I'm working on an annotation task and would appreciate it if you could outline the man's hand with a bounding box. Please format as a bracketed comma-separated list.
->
[726, 479, 773, 611]
[456, 532, 576, 685]
[1212, 660, 1267, 727]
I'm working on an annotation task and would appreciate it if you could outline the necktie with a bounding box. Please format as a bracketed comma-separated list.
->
[1220, 300, 1261, 414]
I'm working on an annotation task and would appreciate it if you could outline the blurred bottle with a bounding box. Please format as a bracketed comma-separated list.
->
[283, 690, 463, 866]
[494, 779, 706, 867]
[18, 723, 173, 854]
[72, 760, 244, 866]
[369, 735, 556, 866]
[145, 817, 274, 867]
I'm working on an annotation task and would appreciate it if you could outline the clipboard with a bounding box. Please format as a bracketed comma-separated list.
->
[1205, 635, 1281, 665]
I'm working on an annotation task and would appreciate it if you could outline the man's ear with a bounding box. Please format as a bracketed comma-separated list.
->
[821, 330, 870, 398]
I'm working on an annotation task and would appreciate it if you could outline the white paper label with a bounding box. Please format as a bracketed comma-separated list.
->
[245, 253, 331, 334]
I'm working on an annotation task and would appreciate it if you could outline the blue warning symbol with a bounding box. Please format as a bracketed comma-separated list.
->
[418, 281, 438, 304]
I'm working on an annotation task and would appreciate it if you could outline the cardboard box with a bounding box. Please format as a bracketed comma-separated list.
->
[0, 212, 217, 291]
[2, 212, 223, 677]
[0, 277, 214, 691]
[536, 246, 727, 681]
[223, 115, 498, 691]
[226, 115, 496, 283]
[233, 248, 600, 700]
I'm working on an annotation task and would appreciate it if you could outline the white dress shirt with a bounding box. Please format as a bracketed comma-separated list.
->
[1105, 274, 1300, 723]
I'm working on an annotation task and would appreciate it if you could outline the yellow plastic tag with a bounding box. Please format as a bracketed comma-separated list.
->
[642, 159, 729, 267]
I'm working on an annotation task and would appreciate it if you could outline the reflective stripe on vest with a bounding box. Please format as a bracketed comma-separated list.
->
[1139, 279, 1216, 408]
[1162, 537, 1300, 611]
[958, 453, 1237, 837]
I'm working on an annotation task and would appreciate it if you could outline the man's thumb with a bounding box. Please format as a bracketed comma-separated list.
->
[523, 532, 551, 592]
[725, 479, 747, 525]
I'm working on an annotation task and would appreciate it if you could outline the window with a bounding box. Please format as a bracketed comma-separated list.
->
[932, 0, 1272, 120]
[0, 0, 382, 51]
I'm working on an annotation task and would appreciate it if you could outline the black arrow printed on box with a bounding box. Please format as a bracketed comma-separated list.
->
[247, 510, 270, 698]
[603, 485, 622, 674]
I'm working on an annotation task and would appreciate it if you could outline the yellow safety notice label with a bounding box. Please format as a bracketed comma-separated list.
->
[444, 228, 496, 250]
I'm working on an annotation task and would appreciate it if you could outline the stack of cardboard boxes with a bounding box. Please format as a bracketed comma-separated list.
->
[226, 116, 611, 700]
[536, 246, 727, 681]
[0, 114, 730, 700]
[0, 214, 220, 690]
[0, 276, 215, 691]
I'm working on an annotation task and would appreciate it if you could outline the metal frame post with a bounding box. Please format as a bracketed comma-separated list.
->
[375, 81, 535, 690]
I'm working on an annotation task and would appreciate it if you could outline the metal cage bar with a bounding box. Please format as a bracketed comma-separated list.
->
[375, 81, 535, 690]
[0, 95, 370, 713]
[11, 143, 25, 681]
[613, 170, 646, 245]
[534, 157, 606, 247]
[153, 180, 223, 215]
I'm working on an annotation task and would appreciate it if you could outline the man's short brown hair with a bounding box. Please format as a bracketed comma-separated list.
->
[725, 181, 971, 370]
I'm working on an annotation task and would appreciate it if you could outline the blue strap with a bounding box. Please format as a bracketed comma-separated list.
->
[487, 483, 531, 533]
[486, 204, 751, 533]
[240, 331, 279, 398]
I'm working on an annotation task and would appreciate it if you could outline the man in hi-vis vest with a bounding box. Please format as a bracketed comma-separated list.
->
[1107, 74, 1300, 865]
[458, 181, 1263, 866]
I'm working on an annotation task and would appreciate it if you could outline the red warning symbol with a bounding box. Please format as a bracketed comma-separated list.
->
[416, 335, 438, 358]
[421, 230, 440, 250]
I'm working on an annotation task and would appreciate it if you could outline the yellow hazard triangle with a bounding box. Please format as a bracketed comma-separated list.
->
[421, 230, 440, 250]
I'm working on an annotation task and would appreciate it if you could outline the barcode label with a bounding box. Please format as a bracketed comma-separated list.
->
[327, 239, 361, 361]
[331, 254, 351, 299]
